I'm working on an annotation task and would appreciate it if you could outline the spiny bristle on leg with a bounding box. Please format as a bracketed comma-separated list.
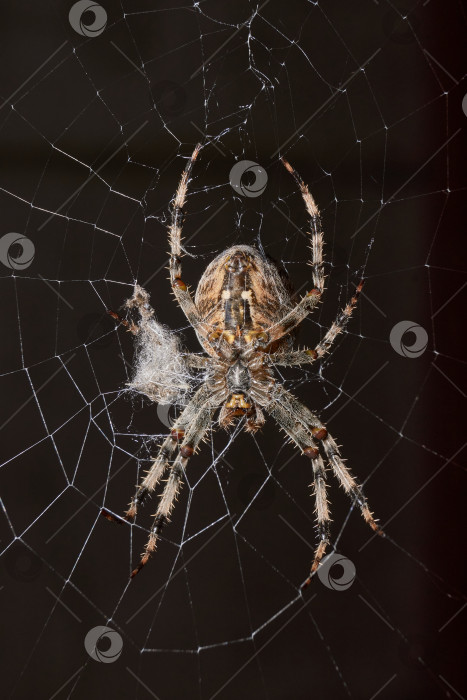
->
[362, 504, 384, 536]
[131, 531, 158, 578]
[301, 540, 329, 590]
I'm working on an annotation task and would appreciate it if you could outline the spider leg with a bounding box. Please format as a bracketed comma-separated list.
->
[123, 434, 177, 522]
[321, 434, 382, 536]
[281, 157, 325, 293]
[168, 144, 211, 339]
[184, 354, 210, 369]
[263, 158, 325, 344]
[275, 389, 381, 536]
[268, 280, 363, 367]
[264, 389, 331, 582]
[264, 289, 322, 344]
[263, 386, 381, 586]
[101, 386, 212, 525]
[107, 309, 138, 334]
[131, 399, 216, 578]
[127, 386, 213, 521]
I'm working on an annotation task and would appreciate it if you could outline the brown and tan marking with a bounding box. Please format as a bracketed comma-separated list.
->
[104, 146, 382, 584]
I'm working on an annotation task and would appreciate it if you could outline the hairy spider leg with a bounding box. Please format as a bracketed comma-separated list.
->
[168, 144, 212, 341]
[101, 386, 212, 525]
[268, 280, 364, 367]
[131, 401, 216, 578]
[263, 157, 326, 344]
[262, 386, 382, 588]
[126, 386, 214, 522]
[281, 156, 325, 293]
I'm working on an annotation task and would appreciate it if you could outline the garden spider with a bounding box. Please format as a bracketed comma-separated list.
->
[104, 144, 382, 585]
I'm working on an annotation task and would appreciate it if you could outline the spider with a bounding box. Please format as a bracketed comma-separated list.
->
[104, 144, 382, 584]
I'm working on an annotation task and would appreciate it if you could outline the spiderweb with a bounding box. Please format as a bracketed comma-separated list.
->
[1, 1, 465, 698]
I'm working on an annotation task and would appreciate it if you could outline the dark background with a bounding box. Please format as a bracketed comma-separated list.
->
[0, 1, 465, 699]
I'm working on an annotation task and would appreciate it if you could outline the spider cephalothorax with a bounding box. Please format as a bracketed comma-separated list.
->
[104, 144, 382, 584]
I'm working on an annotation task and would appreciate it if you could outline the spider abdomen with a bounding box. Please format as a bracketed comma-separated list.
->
[195, 245, 295, 338]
